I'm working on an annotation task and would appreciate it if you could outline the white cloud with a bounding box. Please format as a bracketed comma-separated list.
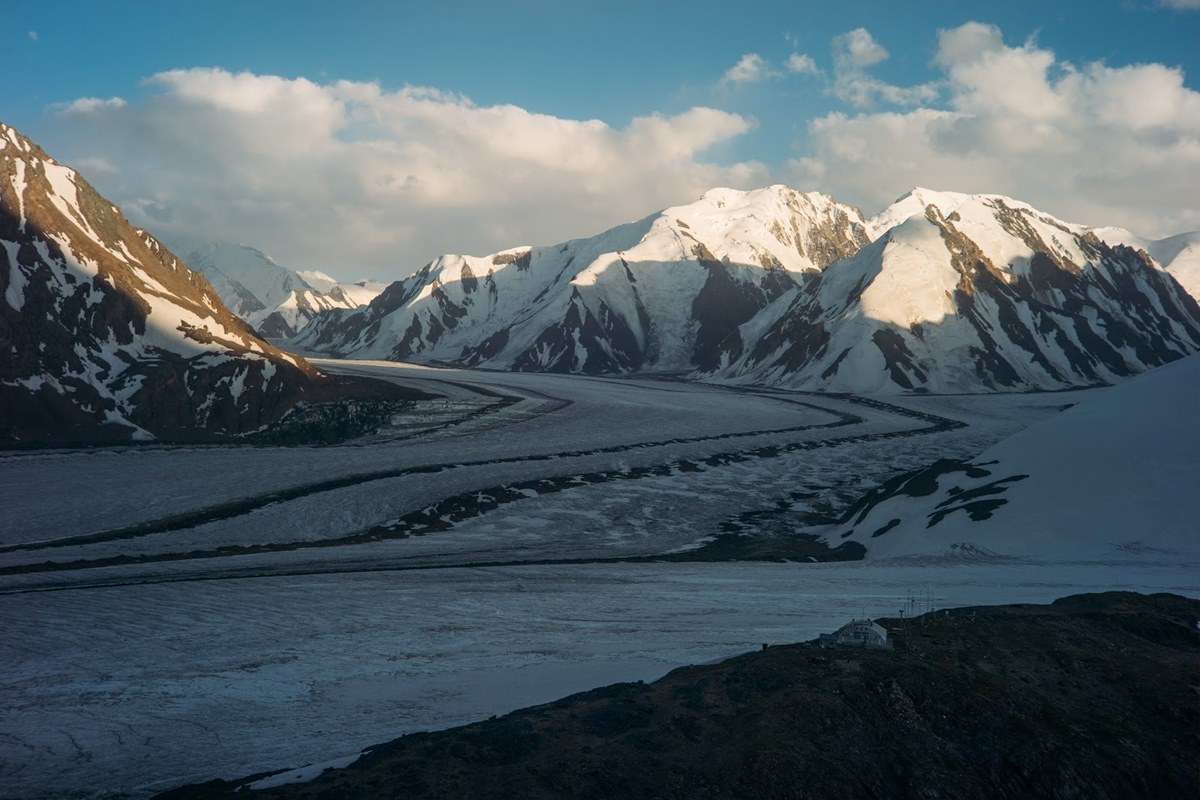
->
[829, 27, 939, 108]
[52, 68, 766, 277]
[790, 21, 1200, 237]
[27, 30, 38, 42]
[933, 21, 1005, 69]
[785, 53, 820, 76]
[55, 96, 127, 114]
[832, 28, 889, 70]
[1159, 0, 1200, 9]
[720, 53, 776, 85]
[833, 76, 940, 108]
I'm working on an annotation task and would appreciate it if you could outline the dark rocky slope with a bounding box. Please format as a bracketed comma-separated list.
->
[162, 592, 1199, 800]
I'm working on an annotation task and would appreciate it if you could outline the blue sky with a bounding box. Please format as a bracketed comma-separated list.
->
[10, 0, 1199, 163]
[5, 1, 1199, 277]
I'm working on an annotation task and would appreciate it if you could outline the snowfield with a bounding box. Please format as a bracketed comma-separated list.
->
[1, 358, 1195, 798]
[828, 353, 1200, 560]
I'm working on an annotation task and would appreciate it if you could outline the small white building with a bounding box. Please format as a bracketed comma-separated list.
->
[818, 619, 890, 649]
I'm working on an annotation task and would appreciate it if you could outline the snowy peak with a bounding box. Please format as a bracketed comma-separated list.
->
[0, 122, 319, 444]
[866, 187, 1082, 243]
[176, 239, 385, 338]
[297, 269, 339, 293]
[662, 185, 870, 272]
[866, 187, 972, 239]
[179, 240, 313, 317]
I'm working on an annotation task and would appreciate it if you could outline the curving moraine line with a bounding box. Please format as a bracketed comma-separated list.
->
[0, 389, 854, 555]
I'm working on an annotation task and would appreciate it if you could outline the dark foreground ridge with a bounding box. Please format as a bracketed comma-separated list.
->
[161, 592, 1199, 800]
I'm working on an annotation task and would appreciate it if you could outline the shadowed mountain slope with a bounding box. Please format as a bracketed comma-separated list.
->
[0, 123, 346, 445]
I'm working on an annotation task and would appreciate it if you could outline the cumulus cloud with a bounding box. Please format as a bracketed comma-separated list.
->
[55, 96, 127, 114]
[51, 69, 766, 277]
[1159, 0, 1200, 9]
[829, 27, 939, 108]
[785, 53, 820, 76]
[832, 28, 889, 70]
[722, 52, 818, 86]
[721, 53, 776, 85]
[790, 21, 1200, 237]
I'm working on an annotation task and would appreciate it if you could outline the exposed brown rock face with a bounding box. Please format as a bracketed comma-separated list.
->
[0, 123, 325, 445]
[160, 592, 1200, 800]
[781, 188, 871, 269]
[491, 250, 532, 270]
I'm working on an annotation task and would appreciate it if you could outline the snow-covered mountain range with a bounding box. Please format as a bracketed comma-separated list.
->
[174, 240, 385, 338]
[293, 187, 871, 373]
[823, 353, 1200, 561]
[0, 123, 324, 445]
[292, 185, 1200, 393]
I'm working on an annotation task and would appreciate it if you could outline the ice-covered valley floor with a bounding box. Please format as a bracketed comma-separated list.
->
[1, 360, 1194, 798]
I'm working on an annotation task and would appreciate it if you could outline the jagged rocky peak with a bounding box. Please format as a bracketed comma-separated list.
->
[0, 122, 325, 445]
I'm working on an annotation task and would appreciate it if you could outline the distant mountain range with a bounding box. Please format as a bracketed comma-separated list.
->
[171, 239, 386, 338]
[291, 185, 1200, 393]
[0, 124, 337, 445]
